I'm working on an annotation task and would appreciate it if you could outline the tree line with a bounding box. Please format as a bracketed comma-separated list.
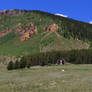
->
[7, 49, 92, 70]
[7, 57, 31, 70]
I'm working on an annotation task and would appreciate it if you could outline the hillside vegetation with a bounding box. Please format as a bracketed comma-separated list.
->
[0, 9, 92, 56]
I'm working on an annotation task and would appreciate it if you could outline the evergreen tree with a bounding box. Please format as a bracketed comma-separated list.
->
[26, 59, 31, 68]
[20, 57, 27, 69]
[7, 61, 14, 70]
[14, 60, 20, 69]
[40, 61, 46, 66]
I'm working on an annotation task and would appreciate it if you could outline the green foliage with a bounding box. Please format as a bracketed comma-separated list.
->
[26, 59, 31, 68]
[20, 57, 27, 69]
[7, 61, 14, 70]
[0, 32, 15, 43]
[7, 49, 92, 70]
[24, 49, 92, 66]
[14, 60, 20, 69]
[7, 57, 29, 70]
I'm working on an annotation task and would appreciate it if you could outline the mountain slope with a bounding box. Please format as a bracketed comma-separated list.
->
[0, 9, 91, 56]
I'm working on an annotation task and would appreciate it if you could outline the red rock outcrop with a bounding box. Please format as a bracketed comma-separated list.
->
[20, 32, 30, 41]
[44, 24, 59, 32]
[0, 23, 37, 42]
[19, 23, 37, 41]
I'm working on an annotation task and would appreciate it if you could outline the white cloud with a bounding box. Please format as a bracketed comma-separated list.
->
[89, 21, 92, 24]
[55, 13, 68, 17]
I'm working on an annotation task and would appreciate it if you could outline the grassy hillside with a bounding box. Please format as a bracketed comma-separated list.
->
[0, 10, 92, 56]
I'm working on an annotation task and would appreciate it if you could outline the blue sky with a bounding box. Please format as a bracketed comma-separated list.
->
[0, 0, 92, 23]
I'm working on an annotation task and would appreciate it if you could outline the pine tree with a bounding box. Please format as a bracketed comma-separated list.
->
[7, 61, 14, 70]
[26, 59, 31, 68]
[14, 60, 20, 69]
[20, 57, 27, 69]
[40, 61, 46, 66]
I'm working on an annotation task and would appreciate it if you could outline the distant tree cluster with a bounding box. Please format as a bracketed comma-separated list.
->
[25, 49, 92, 66]
[7, 57, 31, 70]
[7, 49, 92, 70]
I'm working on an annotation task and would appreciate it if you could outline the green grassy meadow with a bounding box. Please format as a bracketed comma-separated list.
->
[0, 64, 92, 92]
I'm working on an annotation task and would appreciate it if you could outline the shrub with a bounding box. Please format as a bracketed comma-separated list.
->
[14, 60, 20, 69]
[20, 57, 27, 69]
[7, 49, 92, 70]
[40, 61, 46, 66]
[7, 61, 14, 70]
[25, 49, 92, 66]
[26, 59, 31, 68]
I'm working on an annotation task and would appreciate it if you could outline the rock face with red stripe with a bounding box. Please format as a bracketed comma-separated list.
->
[0, 28, 12, 37]
[0, 22, 58, 42]
[0, 23, 37, 41]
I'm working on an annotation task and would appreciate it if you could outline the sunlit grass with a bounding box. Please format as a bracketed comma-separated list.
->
[0, 64, 92, 92]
